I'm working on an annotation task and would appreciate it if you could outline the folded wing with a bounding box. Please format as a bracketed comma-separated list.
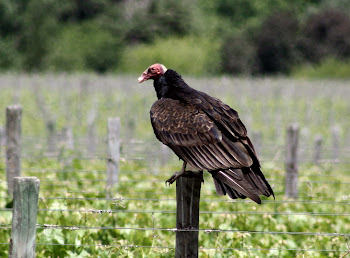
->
[150, 98, 274, 203]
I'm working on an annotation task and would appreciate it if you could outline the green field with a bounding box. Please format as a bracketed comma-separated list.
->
[0, 74, 349, 257]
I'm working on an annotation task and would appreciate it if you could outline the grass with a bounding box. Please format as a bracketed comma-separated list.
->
[0, 74, 349, 257]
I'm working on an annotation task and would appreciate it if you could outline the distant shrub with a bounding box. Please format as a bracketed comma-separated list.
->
[20, 0, 61, 71]
[0, 38, 21, 70]
[58, 0, 109, 22]
[291, 57, 350, 79]
[124, 0, 196, 44]
[0, 0, 18, 36]
[300, 9, 350, 62]
[214, 0, 257, 25]
[45, 22, 123, 73]
[117, 36, 220, 76]
[256, 11, 300, 74]
[220, 34, 257, 75]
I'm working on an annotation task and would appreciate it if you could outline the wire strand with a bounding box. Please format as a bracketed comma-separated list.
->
[1, 208, 348, 217]
[34, 224, 350, 237]
[0, 242, 346, 253]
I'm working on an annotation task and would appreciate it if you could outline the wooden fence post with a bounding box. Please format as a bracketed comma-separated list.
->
[6, 105, 22, 196]
[331, 126, 340, 162]
[313, 135, 322, 165]
[59, 126, 74, 167]
[34, 90, 57, 152]
[285, 124, 299, 199]
[0, 126, 5, 161]
[46, 119, 56, 153]
[0, 126, 5, 145]
[106, 118, 120, 190]
[61, 126, 74, 150]
[175, 176, 202, 258]
[9, 177, 40, 258]
[87, 108, 97, 155]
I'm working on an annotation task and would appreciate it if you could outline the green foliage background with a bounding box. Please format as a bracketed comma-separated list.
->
[1, 0, 350, 77]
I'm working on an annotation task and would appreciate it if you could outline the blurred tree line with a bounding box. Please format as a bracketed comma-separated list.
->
[0, 0, 350, 75]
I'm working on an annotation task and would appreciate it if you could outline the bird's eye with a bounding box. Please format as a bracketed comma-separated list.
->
[151, 67, 155, 71]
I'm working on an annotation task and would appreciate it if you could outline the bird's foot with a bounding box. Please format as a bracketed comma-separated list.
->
[165, 170, 204, 186]
[165, 171, 184, 185]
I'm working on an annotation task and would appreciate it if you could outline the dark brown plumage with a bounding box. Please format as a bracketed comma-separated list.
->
[138, 63, 274, 204]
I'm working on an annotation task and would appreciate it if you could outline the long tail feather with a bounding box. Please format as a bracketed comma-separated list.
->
[210, 167, 274, 204]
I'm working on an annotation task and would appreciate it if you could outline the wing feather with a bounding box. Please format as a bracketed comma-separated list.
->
[197, 145, 227, 168]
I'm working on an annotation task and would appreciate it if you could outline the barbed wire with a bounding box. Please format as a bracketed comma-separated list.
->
[17, 154, 350, 164]
[15, 139, 350, 153]
[0, 242, 347, 254]
[1, 223, 349, 238]
[18, 167, 350, 176]
[1, 177, 349, 186]
[15, 136, 350, 150]
[0, 224, 339, 238]
[1, 208, 349, 217]
[1, 190, 348, 205]
[1, 196, 350, 206]
[67, 179, 350, 185]
[0, 186, 347, 201]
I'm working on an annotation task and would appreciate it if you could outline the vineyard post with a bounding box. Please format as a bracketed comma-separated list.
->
[61, 126, 74, 150]
[106, 118, 120, 191]
[285, 123, 299, 199]
[61, 126, 74, 166]
[34, 90, 56, 152]
[9, 177, 40, 258]
[6, 105, 22, 196]
[0, 127, 5, 159]
[87, 107, 97, 155]
[313, 135, 323, 165]
[46, 119, 56, 152]
[175, 176, 202, 257]
[331, 126, 340, 162]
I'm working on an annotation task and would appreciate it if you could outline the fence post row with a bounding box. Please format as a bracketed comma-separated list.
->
[106, 117, 121, 190]
[285, 123, 299, 199]
[6, 105, 22, 196]
[175, 176, 202, 258]
[9, 177, 40, 258]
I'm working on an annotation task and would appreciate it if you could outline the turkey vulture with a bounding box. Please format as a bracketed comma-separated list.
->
[138, 63, 274, 204]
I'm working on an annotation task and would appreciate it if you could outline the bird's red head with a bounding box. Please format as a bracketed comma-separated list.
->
[138, 63, 167, 83]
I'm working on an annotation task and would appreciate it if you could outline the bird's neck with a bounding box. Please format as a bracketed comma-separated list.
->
[153, 77, 166, 99]
[154, 75, 195, 101]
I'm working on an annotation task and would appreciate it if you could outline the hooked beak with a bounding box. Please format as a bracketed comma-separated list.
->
[138, 69, 149, 83]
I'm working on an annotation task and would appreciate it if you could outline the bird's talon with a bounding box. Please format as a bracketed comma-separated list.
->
[165, 172, 181, 185]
